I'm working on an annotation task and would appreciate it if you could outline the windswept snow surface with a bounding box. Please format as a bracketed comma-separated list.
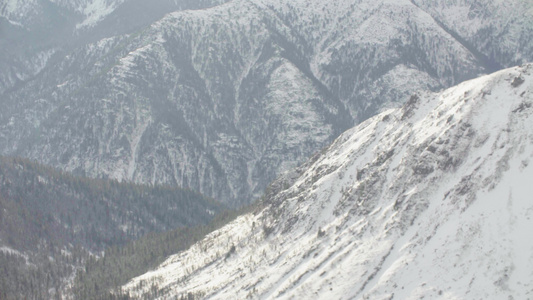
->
[122, 64, 533, 299]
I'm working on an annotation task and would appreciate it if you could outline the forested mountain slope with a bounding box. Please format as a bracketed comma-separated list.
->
[0, 156, 224, 299]
[411, 0, 533, 67]
[1, 0, 531, 206]
[122, 64, 533, 299]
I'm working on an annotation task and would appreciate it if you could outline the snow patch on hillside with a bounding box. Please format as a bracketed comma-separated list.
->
[75, 0, 126, 29]
[0, 246, 30, 264]
[0, 0, 36, 26]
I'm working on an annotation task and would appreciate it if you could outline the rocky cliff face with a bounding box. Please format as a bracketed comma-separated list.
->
[121, 63, 533, 299]
[1, 0, 532, 205]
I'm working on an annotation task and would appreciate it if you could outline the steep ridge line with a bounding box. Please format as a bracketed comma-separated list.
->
[120, 63, 533, 299]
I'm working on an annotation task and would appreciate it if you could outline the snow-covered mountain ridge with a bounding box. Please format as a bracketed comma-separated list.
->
[121, 64, 533, 299]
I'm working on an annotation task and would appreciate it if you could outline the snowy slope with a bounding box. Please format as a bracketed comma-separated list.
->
[121, 64, 533, 299]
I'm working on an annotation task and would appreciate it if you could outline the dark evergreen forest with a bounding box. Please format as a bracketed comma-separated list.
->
[0, 156, 229, 299]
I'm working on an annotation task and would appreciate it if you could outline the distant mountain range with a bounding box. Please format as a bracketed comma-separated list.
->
[121, 63, 533, 300]
[1, 0, 531, 206]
